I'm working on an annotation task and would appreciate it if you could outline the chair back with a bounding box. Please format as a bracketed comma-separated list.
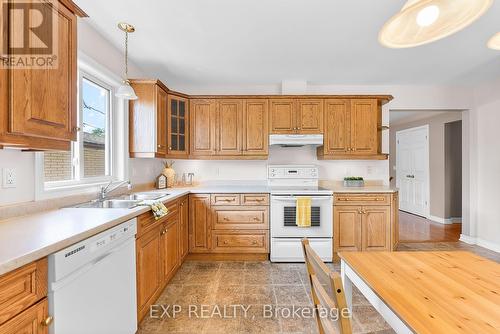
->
[301, 238, 352, 334]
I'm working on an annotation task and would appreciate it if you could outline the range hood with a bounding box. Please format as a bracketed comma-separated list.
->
[269, 134, 324, 147]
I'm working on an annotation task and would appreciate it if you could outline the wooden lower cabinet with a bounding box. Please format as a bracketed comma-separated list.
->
[136, 198, 185, 322]
[136, 224, 163, 320]
[333, 193, 398, 261]
[0, 299, 50, 334]
[212, 230, 269, 253]
[162, 218, 179, 283]
[0, 258, 50, 333]
[189, 194, 212, 252]
[179, 196, 189, 260]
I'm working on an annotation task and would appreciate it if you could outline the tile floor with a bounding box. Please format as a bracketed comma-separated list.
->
[138, 242, 499, 334]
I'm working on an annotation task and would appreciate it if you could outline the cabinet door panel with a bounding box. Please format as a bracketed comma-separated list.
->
[179, 197, 189, 259]
[217, 100, 242, 155]
[350, 99, 377, 154]
[297, 99, 323, 134]
[0, 299, 49, 334]
[324, 99, 350, 154]
[9, 3, 76, 141]
[269, 99, 295, 133]
[243, 100, 268, 155]
[334, 206, 362, 252]
[162, 220, 179, 282]
[156, 87, 167, 156]
[362, 206, 391, 251]
[168, 95, 188, 156]
[190, 100, 216, 155]
[136, 226, 162, 313]
[189, 195, 211, 252]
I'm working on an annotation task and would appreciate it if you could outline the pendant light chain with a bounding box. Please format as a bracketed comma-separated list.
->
[124, 30, 129, 79]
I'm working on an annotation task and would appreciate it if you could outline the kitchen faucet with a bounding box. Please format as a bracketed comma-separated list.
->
[98, 180, 132, 201]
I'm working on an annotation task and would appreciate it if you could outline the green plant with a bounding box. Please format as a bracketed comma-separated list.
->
[344, 176, 364, 181]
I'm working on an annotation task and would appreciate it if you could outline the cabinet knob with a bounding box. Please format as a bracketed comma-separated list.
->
[41, 316, 54, 326]
[223, 240, 228, 244]
[169, 146, 172, 150]
[253, 217, 259, 221]
[252, 240, 258, 245]
[72, 126, 81, 132]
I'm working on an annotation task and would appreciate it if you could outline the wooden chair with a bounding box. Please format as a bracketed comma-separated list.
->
[301, 238, 352, 334]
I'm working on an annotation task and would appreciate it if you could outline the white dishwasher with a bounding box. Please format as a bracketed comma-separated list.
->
[48, 219, 137, 334]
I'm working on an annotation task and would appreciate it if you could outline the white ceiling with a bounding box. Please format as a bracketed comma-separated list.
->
[75, 0, 500, 88]
[389, 110, 460, 125]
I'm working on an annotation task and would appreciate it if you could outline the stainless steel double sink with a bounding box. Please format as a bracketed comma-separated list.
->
[71, 192, 170, 209]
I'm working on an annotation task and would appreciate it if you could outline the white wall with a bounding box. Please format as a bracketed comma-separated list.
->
[463, 77, 500, 251]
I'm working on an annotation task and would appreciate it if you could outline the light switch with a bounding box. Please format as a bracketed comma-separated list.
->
[2, 168, 16, 188]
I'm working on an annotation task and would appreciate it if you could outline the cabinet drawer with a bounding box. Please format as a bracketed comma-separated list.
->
[137, 199, 178, 237]
[212, 230, 269, 253]
[210, 194, 240, 206]
[0, 298, 49, 334]
[0, 259, 47, 326]
[213, 207, 268, 230]
[240, 194, 269, 205]
[334, 194, 390, 206]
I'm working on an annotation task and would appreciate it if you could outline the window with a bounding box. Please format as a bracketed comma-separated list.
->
[43, 71, 113, 186]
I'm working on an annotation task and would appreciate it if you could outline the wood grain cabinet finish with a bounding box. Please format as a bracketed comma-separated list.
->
[270, 99, 323, 134]
[189, 194, 212, 252]
[168, 95, 189, 157]
[242, 100, 268, 156]
[240, 194, 269, 205]
[334, 193, 398, 261]
[0, 1, 85, 150]
[190, 99, 217, 156]
[210, 194, 240, 206]
[217, 100, 243, 155]
[212, 207, 269, 230]
[0, 299, 50, 334]
[212, 230, 269, 253]
[161, 218, 179, 283]
[129, 80, 170, 158]
[136, 225, 162, 320]
[179, 196, 189, 261]
[319, 98, 384, 160]
[0, 258, 47, 326]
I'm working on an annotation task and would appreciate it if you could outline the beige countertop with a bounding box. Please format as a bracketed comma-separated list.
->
[0, 181, 397, 276]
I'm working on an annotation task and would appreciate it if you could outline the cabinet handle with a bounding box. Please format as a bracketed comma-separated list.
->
[72, 126, 81, 132]
[252, 240, 258, 245]
[362, 210, 367, 214]
[358, 210, 362, 214]
[169, 146, 172, 150]
[41, 316, 54, 327]
[223, 198, 235, 202]
[223, 217, 229, 221]
[161, 229, 166, 235]
[223, 240, 228, 244]
[253, 217, 259, 221]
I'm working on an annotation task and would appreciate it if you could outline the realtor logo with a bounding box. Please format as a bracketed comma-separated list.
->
[0, 0, 59, 68]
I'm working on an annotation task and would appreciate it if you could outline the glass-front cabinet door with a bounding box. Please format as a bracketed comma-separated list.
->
[168, 95, 189, 157]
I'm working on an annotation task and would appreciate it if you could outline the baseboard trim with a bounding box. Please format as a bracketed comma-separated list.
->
[186, 253, 269, 261]
[427, 215, 462, 225]
[460, 234, 500, 253]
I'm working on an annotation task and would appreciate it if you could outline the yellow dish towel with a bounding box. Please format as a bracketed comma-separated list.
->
[296, 197, 312, 227]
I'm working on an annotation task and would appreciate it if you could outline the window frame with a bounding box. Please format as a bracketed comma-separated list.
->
[35, 54, 129, 200]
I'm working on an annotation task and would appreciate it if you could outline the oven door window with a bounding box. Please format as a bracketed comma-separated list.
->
[283, 206, 321, 226]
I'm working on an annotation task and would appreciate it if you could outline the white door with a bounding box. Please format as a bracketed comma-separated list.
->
[396, 126, 429, 217]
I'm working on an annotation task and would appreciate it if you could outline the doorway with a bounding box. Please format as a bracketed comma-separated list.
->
[396, 125, 429, 217]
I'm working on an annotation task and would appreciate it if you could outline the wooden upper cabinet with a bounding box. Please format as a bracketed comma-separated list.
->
[168, 95, 189, 157]
[189, 194, 211, 253]
[270, 99, 323, 134]
[243, 99, 268, 156]
[156, 87, 168, 156]
[296, 99, 323, 133]
[0, 1, 86, 150]
[269, 99, 295, 134]
[322, 99, 350, 154]
[129, 80, 169, 158]
[217, 100, 243, 155]
[350, 99, 378, 155]
[190, 99, 217, 156]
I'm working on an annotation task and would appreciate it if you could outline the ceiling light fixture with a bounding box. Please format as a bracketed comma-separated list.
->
[379, 0, 493, 48]
[116, 22, 137, 100]
[487, 32, 500, 50]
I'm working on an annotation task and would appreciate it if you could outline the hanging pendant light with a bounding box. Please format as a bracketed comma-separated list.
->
[116, 22, 138, 100]
[379, 0, 493, 48]
[487, 32, 500, 50]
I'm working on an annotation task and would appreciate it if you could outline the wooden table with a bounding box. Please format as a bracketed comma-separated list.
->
[339, 251, 500, 334]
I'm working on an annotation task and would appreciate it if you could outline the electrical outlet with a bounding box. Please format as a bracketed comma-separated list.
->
[2, 168, 16, 188]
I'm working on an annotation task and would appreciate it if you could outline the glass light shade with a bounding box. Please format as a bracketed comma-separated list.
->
[115, 81, 137, 100]
[487, 32, 500, 50]
[379, 0, 493, 48]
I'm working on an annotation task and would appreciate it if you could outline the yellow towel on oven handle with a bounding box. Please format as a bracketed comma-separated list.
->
[296, 197, 312, 227]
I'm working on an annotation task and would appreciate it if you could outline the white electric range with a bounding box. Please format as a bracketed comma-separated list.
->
[268, 165, 333, 262]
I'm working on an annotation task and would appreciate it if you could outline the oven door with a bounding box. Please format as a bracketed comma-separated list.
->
[270, 195, 333, 237]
